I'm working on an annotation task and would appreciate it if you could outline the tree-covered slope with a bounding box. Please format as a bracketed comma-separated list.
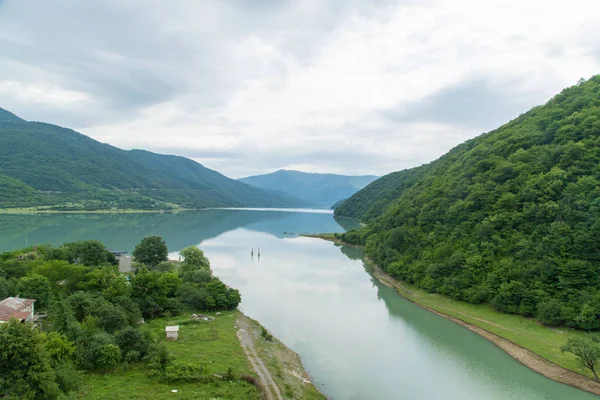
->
[0, 107, 24, 122]
[339, 76, 600, 330]
[334, 165, 431, 220]
[239, 170, 378, 208]
[0, 110, 307, 209]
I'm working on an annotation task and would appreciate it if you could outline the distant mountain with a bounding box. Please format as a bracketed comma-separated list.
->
[0, 108, 24, 123]
[0, 108, 309, 210]
[238, 170, 378, 208]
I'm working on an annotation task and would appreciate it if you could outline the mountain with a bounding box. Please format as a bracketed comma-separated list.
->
[336, 76, 600, 330]
[239, 170, 378, 208]
[0, 108, 309, 210]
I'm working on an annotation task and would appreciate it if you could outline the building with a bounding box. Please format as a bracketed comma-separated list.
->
[109, 250, 133, 273]
[0, 296, 36, 323]
[165, 325, 179, 341]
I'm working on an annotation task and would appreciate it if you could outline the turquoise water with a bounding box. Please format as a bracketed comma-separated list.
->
[0, 209, 595, 400]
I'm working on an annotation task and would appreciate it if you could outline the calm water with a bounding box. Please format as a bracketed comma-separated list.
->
[0, 209, 596, 400]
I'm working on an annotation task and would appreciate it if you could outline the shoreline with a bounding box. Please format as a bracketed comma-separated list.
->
[238, 312, 326, 400]
[305, 234, 600, 396]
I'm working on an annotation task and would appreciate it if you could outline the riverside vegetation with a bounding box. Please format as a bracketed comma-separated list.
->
[335, 76, 600, 382]
[0, 237, 259, 399]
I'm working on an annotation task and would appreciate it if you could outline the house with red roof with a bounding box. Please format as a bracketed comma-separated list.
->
[0, 296, 36, 323]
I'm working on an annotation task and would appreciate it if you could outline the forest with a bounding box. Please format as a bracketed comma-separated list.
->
[0, 237, 241, 399]
[0, 111, 307, 210]
[337, 76, 600, 331]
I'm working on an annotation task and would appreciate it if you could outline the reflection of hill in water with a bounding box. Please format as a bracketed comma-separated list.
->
[0, 209, 349, 252]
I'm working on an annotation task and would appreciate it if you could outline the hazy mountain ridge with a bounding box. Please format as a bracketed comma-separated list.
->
[239, 169, 378, 208]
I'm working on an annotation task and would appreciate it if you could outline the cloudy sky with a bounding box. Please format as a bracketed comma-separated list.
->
[0, 0, 599, 178]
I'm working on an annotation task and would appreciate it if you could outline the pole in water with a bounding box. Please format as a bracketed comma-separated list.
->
[251, 247, 254, 259]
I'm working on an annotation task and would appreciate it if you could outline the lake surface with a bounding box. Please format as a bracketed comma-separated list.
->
[0, 209, 596, 400]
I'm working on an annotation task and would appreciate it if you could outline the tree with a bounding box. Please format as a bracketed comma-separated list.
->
[179, 246, 212, 283]
[16, 274, 53, 309]
[561, 336, 600, 381]
[133, 236, 168, 267]
[96, 303, 129, 333]
[83, 266, 129, 298]
[180, 246, 210, 269]
[115, 327, 149, 359]
[43, 332, 75, 367]
[0, 320, 60, 399]
[33, 260, 87, 293]
[64, 240, 116, 267]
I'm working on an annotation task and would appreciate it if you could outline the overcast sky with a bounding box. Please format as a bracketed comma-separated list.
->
[1, 0, 599, 178]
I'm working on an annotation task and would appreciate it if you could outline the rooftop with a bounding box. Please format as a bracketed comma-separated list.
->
[165, 325, 179, 332]
[0, 297, 35, 322]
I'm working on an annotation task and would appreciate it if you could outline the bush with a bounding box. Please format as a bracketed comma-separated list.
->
[260, 327, 273, 342]
[54, 364, 82, 394]
[115, 327, 149, 358]
[124, 350, 142, 364]
[537, 299, 564, 326]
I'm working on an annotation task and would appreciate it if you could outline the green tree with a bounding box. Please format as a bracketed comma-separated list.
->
[561, 336, 600, 381]
[16, 274, 52, 309]
[180, 246, 210, 268]
[115, 327, 149, 360]
[0, 320, 60, 399]
[43, 331, 75, 367]
[133, 236, 168, 267]
[64, 240, 116, 267]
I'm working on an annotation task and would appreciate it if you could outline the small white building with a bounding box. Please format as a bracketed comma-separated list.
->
[165, 325, 179, 341]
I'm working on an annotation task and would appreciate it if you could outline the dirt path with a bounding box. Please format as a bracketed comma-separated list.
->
[237, 314, 284, 400]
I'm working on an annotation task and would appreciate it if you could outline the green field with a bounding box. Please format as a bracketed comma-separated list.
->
[79, 311, 261, 400]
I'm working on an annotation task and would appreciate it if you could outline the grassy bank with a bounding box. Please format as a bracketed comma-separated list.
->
[80, 311, 261, 400]
[306, 233, 600, 394]
[80, 310, 325, 400]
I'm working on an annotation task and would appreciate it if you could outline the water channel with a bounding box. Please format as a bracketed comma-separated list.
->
[0, 209, 595, 399]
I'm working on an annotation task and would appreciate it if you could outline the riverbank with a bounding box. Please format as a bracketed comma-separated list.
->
[238, 313, 325, 400]
[80, 310, 324, 400]
[305, 234, 600, 396]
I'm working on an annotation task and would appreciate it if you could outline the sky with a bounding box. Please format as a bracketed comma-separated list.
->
[0, 0, 599, 178]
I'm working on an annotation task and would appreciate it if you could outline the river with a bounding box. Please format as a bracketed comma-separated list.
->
[0, 209, 596, 400]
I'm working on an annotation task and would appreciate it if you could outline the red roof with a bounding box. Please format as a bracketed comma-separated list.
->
[0, 297, 35, 322]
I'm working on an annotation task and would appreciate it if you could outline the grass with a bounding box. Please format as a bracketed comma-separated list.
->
[79, 311, 261, 400]
[369, 263, 593, 379]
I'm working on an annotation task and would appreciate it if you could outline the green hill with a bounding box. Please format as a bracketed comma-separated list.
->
[239, 170, 378, 208]
[0, 109, 308, 210]
[337, 76, 600, 330]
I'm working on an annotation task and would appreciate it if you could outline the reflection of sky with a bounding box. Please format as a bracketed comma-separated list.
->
[200, 229, 596, 400]
[1, 211, 594, 399]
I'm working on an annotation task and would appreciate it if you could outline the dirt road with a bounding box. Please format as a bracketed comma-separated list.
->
[237, 314, 284, 400]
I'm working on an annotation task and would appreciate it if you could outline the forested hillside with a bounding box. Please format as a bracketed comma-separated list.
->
[239, 170, 378, 208]
[0, 110, 308, 210]
[338, 76, 600, 330]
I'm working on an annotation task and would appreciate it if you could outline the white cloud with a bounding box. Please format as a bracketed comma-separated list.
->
[0, 0, 599, 177]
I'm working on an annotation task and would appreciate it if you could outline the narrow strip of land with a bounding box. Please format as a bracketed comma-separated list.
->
[237, 314, 284, 400]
